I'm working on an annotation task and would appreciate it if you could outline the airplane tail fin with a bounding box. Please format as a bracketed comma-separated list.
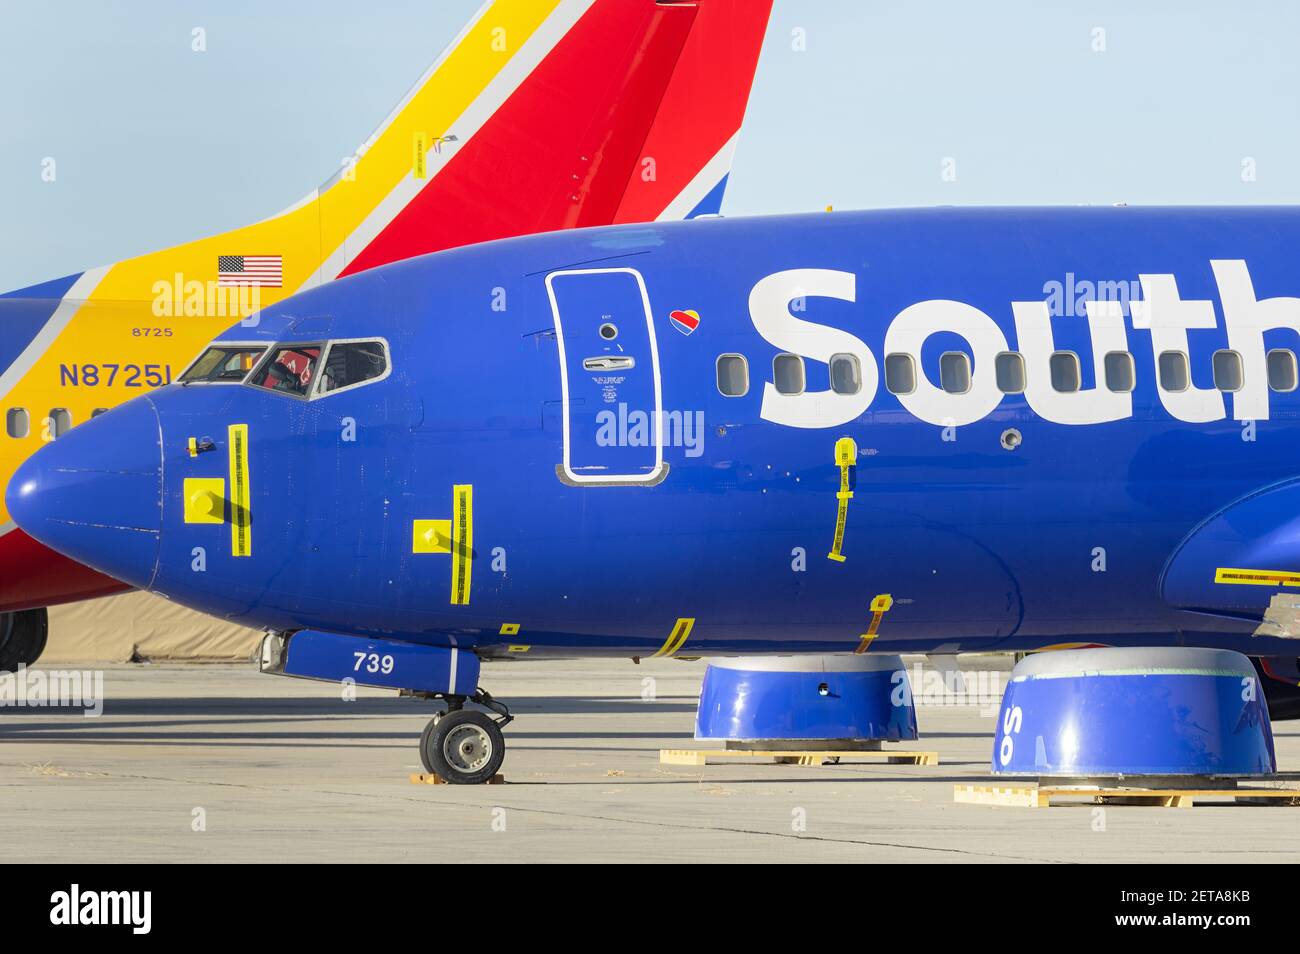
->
[336, 0, 774, 276]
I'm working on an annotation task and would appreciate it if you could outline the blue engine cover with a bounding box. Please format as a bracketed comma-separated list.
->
[694, 654, 918, 742]
[992, 647, 1276, 777]
[264, 630, 480, 695]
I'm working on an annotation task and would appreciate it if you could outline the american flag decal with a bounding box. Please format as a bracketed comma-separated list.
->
[218, 255, 282, 287]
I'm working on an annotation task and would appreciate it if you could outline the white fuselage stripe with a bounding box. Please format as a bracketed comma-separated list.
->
[655, 134, 739, 222]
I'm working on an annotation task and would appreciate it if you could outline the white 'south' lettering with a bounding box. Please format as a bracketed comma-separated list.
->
[751, 260, 1290, 429]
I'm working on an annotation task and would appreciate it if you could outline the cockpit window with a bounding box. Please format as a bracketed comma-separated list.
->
[180, 345, 268, 383]
[318, 340, 389, 394]
[249, 345, 323, 397]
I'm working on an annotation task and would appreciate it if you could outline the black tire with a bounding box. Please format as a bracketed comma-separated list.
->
[0, 608, 48, 672]
[419, 709, 505, 784]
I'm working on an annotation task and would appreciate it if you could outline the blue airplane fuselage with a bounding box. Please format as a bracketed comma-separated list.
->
[11, 207, 1300, 660]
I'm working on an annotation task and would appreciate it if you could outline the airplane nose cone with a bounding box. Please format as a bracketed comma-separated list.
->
[5, 397, 162, 590]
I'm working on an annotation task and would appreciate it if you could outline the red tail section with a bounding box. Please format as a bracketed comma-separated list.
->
[343, 0, 773, 275]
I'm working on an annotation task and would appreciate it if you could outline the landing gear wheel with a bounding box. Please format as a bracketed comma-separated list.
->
[0, 609, 48, 673]
[420, 709, 505, 784]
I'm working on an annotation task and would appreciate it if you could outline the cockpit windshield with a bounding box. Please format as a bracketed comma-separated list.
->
[180, 345, 268, 383]
[249, 345, 322, 397]
[183, 337, 390, 398]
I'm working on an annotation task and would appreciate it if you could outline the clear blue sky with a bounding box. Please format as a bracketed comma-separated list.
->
[2, 0, 1298, 291]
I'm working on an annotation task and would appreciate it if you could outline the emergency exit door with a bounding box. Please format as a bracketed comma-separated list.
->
[545, 267, 665, 485]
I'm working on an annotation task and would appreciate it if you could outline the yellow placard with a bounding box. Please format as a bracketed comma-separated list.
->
[413, 132, 428, 179]
[183, 477, 225, 525]
[412, 519, 452, 554]
[228, 424, 251, 557]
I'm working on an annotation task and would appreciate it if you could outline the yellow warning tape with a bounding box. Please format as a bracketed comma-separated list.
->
[228, 424, 251, 557]
[450, 484, 473, 605]
[653, 618, 695, 658]
[855, 594, 893, 653]
[1215, 567, 1300, 587]
[827, 436, 857, 562]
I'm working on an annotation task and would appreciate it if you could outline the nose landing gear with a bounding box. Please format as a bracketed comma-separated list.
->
[417, 688, 513, 784]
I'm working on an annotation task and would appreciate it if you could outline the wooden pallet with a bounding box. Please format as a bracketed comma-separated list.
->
[409, 772, 504, 786]
[660, 748, 939, 767]
[953, 782, 1300, 809]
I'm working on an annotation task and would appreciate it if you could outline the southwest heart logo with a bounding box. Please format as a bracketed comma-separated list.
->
[669, 309, 700, 335]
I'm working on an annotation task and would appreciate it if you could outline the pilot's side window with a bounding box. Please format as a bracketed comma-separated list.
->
[318, 341, 389, 395]
[249, 345, 323, 397]
[773, 354, 805, 395]
[939, 352, 971, 394]
[1104, 351, 1135, 392]
[6, 407, 29, 439]
[47, 409, 71, 439]
[1212, 350, 1244, 392]
[1049, 351, 1081, 393]
[716, 354, 748, 397]
[995, 352, 1025, 393]
[91, 408, 109, 418]
[884, 353, 916, 395]
[1268, 349, 1298, 392]
[829, 353, 861, 395]
[1157, 350, 1190, 392]
[181, 345, 268, 383]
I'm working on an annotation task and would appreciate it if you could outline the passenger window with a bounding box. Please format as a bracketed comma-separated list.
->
[249, 345, 322, 397]
[1212, 350, 1244, 392]
[829, 353, 861, 395]
[1049, 351, 1080, 393]
[1268, 349, 1297, 392]
[939, 352, 971, 394]
[994, 352, 1025, 393]
[884, 353, 916, 395]
[1158, 351, 1190, 392]
[47, 409, 71, 439]
[6, 408, 29, 439]
[716, 354, 748, 397]
[773, 354, 805, 395]
[1104, 351, 1135, 393]
[319, 341, 389, 394]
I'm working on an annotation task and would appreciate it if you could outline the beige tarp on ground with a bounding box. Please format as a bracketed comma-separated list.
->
[45, 591, 263, 663]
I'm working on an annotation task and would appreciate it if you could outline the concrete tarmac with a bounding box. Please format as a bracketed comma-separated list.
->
[1, 657, 1297, 863]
